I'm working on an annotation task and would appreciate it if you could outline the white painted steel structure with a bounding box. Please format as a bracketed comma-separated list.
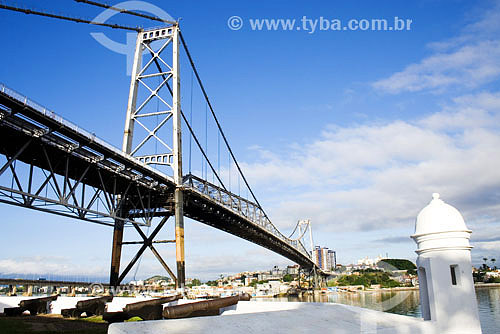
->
[0, 25, 319, 290]
[121, 24, 186, 288]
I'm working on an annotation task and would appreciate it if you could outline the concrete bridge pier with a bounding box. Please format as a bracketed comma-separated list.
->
[23, 284, 33, 296]
[7, 284, 17, 296]
[319, 275, 326, 289]
[313, 267, 319, 290]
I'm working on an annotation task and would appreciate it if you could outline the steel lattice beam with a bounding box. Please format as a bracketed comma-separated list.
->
[0, 87, 176, 227]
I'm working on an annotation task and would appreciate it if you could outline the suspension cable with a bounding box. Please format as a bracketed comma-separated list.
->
[150, 56, 227, 190]
[0, 4, 141, 31]
[287, 220, 301, 238]
[179, 31, 270, 218]
[287, 220, 310, 242]
[288, 228, 309, 242]
[74, 0, 177, 25]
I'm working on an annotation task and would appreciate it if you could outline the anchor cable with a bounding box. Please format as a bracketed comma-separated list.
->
[0, 3, 141, 31]
[74, 0, 176, 24]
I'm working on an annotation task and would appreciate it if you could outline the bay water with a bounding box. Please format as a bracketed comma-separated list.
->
[257, 287, 500, 333]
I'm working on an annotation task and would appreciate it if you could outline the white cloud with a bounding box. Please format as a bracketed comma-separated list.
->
[186, 248, 289, 279]
[474, 241, 500, 252]
[241, 91, 500, 241]
[373, 41, 500, 94]
[0, 255, 107, 278]
[373, 2, 500, 94]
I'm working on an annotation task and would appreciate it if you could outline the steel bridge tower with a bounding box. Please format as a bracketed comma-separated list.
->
[111, 24, 185, 289]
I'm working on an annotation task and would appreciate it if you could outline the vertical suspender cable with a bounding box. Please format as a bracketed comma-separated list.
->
[205, 102, 208, 180]
[150, 57, 227, 190]
[179, 31, 270, 220]
[155, 76, 159, 155]
[189, 71, 193, 174]
[217, 132, 220, 185]
[228, 150, 231, 192]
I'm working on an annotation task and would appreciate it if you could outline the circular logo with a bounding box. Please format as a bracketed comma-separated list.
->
[89, 282, 104, 294]
[227, 16, 243, 30]
[90, 1, 175, 75]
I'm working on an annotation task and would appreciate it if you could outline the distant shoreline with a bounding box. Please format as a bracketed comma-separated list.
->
[474, 283, 500, 288]
[332, 282, 500, 293]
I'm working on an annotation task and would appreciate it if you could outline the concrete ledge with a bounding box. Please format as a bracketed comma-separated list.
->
[108, 301, 434, 334]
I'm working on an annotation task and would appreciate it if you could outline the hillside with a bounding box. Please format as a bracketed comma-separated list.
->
[377, 259, 416, 271]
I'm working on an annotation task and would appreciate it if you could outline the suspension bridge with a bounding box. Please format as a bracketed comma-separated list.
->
[0, 2, 323, 289]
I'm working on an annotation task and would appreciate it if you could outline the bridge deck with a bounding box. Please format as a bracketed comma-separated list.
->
[0, 83, 316, 270]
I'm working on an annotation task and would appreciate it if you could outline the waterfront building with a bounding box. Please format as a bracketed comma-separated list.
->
[257, 272, 281, 281]
[255, 280, 281, 297]
[129, 280, 144, 286]
[271, 265, 284, 277]
[312, 246, 336, 271]
[286, 265, 299, 276]
[244, 277, 257, 286]
[356, 255, 383, 267]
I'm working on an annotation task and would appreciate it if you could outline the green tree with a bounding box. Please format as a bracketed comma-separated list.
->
[336, 271, 401, 288]
[327, 280, 337, 287]
[249, 280, 268, 288]
[381, 280, 400, 288]
[473, 271, 486, 283]
[282, 274, 293, 282]
[377, 259, 416, 271]
[487, 277, 500, 283]
[406, 269, 416, 275]
[482, 257, 490, 271]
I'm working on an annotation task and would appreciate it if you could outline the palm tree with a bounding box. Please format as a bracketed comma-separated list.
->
[482, 257, 489, 271]
[491, 258, 497, 270]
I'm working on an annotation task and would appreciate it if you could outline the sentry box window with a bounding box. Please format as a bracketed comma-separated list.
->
[450, 265, 458, 285]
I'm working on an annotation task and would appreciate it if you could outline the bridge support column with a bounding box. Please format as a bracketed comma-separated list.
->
[172, 25, 185, 291]
[23, 285, 33, 296]
[175, 188, 185, 290]
[8, 285, 16, 296]
[110, 220, 124, 288]
[313, 267, 319, 290]
[298, 267, 301, 289]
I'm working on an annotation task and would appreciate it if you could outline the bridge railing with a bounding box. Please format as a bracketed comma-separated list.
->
[0, 83, 175, 185]
[183, 174, 311, 260]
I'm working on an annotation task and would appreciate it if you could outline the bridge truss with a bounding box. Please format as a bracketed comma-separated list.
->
[0, 10, 321, 289]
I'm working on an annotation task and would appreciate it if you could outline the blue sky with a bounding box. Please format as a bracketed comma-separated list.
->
[1, 0, 500, 281]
